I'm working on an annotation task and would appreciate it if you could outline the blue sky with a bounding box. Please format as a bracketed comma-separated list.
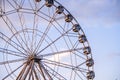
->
[57, 0, 120, 80]
[0, 0, 120, 80]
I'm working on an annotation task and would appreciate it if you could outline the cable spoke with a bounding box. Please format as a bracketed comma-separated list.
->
[12, 0, 20, 8]
[41, 48, 83, 57]
[17, 12, 31, 52]
[0, 32, 27, 56]
[19, 0, 25, 8]
[0, 47, 26, 57]
[31, 12, 38, 52]
[1, 15, 28, 55]
[1, 17, 28, 55]
[2, 62, 26, 80]
[0, 58, 26, 65]
[37, 28, 72, 55]
[43, 63, 67, 80]
[43, 59, 87, 72]
[34, 13, 57, 54]
[74, 71, 84, 80]
[6, 0, 16, 10]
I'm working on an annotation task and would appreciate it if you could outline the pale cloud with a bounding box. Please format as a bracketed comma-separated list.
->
[48, 51, 70, 62]
[107, 52, 120, 59]
[58, 0, 120, 28]
[45, 50, 71, 68]
[1, 0, 120, 29]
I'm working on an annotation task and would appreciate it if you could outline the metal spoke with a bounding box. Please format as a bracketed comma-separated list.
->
[28, 61, 34, 80]
[39, 62, 52, 80]
[33, 67, 39, 80]
[37, 62, 46, 80]
[34, 63, 43, 79]
[22, 61, 33, 80]
[16, 63, 28, 80]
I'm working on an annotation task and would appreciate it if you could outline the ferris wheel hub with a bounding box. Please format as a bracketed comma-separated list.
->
[27, 54, 42, 63]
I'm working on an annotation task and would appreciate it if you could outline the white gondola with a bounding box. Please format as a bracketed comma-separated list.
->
[65, 14, 73, 22]
[56, 6, 64, 14]
[86, 58, 94, 67]
[45, 0, 54, 7]
[83, 46, 91, 55]
[79, 35, 87, 43]
[87, 71, 95, 79]
[35, 0, 41, 2]
[73, 24, 81, 32]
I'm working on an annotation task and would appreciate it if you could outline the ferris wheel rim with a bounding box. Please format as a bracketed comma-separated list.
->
[0, 0, 95, 80]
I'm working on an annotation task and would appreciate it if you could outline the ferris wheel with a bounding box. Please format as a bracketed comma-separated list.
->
[0, 0, 95, 80]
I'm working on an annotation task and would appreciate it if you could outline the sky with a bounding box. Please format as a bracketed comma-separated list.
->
[0, 0, 120, 80]
[57, 0, 120, 80]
